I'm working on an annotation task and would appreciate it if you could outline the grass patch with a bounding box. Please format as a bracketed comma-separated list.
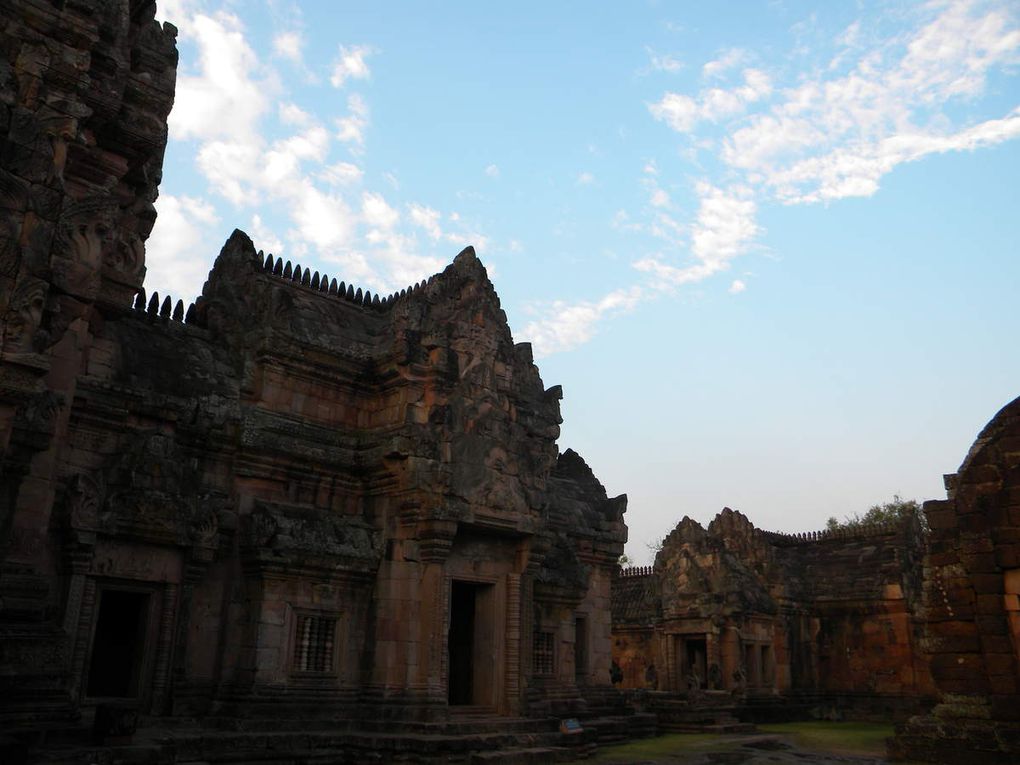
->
[756, 721, 893, 756]
[591, 732, 739, 762]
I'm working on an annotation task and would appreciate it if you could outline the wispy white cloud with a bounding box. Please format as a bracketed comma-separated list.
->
[279, 102, 312, 126]
[146, 194, 220, 299]
[251, 213, 285, 255]
[647, 1, 1020, 286]
[273, 31, 303, 63]
[649, 68, 772, 132]
[169, 11, 272, 143]
[335, 93, 369, 148]
[718, 1, 1020, 206]
[524, 286, 643, 357]
[408, 203, 442, 240]
[362, 191, 400, 230]
[703, 47, 750, 79]
[576, 171, 596, 186]
[485, 163, 500, 178]
[527, 0, 1020, 356]
[649, 187, 671, 208]
[633, 184, 758, 291]
[319, 161, 364, 186]
[643, 46, 684, 74]
[330, 44, 374, 88]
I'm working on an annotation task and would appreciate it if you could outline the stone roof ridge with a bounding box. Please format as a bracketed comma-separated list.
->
[555, 448, 608, 497]
[252, 240, 496, 315]
[758, 519, 904, 546]
[707, 506, 757, 536]
[426, 245, 502, 308]
[616, 565, 655, 578]
[189, 232, 502, 333]
[131, 287, 198, 326]
[258, 249, 394, 313]
[657, 516, 708, 561]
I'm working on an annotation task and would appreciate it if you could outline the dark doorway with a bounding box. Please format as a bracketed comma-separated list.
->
[685, 637, 707, 689]
[574, 616, 588, 682]
[448, 581, 475, 705]
[448, 580, 495, 707]
[760, 644, 773, 685]
[86, 590, 150, 698]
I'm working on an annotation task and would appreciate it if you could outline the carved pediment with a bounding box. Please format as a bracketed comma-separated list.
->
[64, 433, 223, 551]
[241, 500, 382, 575]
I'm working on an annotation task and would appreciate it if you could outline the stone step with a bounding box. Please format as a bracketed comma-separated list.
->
[581, 713, 656, 745]
[470, 746, 578, 764]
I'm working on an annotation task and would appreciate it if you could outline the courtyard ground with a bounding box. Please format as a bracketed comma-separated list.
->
[591, 721, 907, 764]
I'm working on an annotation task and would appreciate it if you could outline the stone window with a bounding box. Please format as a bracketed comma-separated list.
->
[533, 630, 555, 676]
[293, 613, 337, 674]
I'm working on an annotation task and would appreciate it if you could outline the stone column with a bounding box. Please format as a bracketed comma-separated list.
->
[149, 583, 179, 715]
[68, 577, 97, 702]
[504, 572, 522, 715]
[413, 519, 457, 713]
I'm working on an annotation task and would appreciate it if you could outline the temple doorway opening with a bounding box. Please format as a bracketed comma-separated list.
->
[86, 589, 150, 698]
[575, 616, 588, 682]
[448, 580, 495, 707]
[683, 636, 707, 689]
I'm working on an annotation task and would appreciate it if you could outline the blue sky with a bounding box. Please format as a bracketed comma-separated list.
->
[151, 0, 1020, 562]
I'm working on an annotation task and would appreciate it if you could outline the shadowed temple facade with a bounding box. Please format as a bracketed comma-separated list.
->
[1, 1, 1019, 764]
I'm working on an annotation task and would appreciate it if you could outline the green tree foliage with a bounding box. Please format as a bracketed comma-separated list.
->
[826, 495, 923, 532]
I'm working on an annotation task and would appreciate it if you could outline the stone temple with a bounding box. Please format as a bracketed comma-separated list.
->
[1, 1, 1019, 763]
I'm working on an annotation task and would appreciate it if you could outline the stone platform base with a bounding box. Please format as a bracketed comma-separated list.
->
[23, 709, 657, 764]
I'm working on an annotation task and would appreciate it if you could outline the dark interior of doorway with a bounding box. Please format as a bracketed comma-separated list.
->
[448, 581, 476, 705]
[86, 589, 149, 698]
[686, 637, 707, 689]
[574, 616, 588, 681]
